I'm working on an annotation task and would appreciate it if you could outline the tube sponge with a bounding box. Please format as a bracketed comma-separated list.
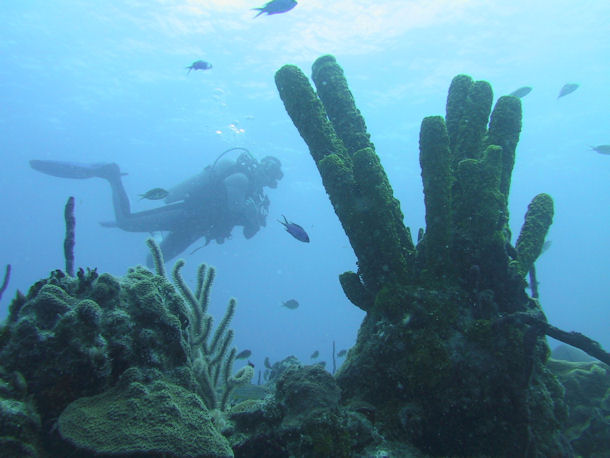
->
[487, 95, 522, 202]
[515, 193, 554, 277]
[419, 116, 452, 272]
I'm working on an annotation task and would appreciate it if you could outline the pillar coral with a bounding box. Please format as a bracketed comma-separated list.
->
[275, 56, 567, 456]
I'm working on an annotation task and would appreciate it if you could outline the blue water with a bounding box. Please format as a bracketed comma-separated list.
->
[1, 0, 609, 371]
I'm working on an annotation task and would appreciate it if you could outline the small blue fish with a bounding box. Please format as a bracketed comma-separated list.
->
[279, 215, 310, 242]
[253, 0, 297, 18]
[186, 60, 212, 74]
[281, 299, 299, 310]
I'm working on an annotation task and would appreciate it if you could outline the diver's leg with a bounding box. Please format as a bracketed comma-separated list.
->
[30, 159, 182, 233]
[30, 159, 132, 220]
[100, 167, 191, 233]
[93, 163, 133, 225]
[30, 160, 121, 179]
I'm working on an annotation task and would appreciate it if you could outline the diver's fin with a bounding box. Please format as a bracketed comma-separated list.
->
[30, 160, 121, 180]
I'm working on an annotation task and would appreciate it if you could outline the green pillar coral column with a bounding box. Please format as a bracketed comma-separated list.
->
[451, 145, 507, 284]
[311, 56, 413, 261]
[419, 116, 452, 277]
[515, 193, 554, 277]
[446, 75, 494, 166]
[274, 64, 346, 163]
[275, 59, 413, 294]
[311, 55, 372, 154]
[487, 95, 523, 203]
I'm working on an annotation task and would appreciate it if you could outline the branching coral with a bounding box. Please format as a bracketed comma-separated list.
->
[146, 238, 253, 411]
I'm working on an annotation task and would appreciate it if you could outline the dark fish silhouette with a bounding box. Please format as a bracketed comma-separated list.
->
[281, 299, 299, 310]
[310, 350, 319, 359]
[279, 215, 310, 242]
[590, 145, 610, 155]
[139, 187, 169, 201]
[337, 349, 347, 357]
[236, 349, 252, 360]
[509, 86, 532, 98]
[253, 0, 297, 18]
[186, 60, 212, 74]
[557, 83, 579, 98]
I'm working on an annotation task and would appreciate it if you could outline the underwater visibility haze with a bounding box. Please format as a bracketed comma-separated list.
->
[1, 1, 609, 456]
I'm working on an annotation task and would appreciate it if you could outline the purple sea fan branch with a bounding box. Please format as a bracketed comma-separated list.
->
[64, 196, 76, 276]
[0, 264, 11, 301]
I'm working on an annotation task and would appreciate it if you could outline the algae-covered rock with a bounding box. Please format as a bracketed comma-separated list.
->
[2, 271, 188, 432]
[275, 364, 340, 422]
[228, 363, 379, 458]
[548, 359, 610, 456]
[0, 265, 198, 456]
[0, 395, 41, 457]
[58, 372, 232, 457]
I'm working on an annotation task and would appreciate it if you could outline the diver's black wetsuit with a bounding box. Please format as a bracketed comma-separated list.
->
[29, 154, 280, 263]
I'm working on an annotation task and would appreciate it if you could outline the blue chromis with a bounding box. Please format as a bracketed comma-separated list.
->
[281, 299, 299, 310]
[279, 215, 310, 243]
[253, 0, 297, 18]
[186, 60, 212, 73]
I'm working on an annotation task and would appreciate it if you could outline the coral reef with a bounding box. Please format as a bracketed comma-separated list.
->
[2, 55, 608, 457]
[0, 241, 249, 456]
[274, 55, 585, 455]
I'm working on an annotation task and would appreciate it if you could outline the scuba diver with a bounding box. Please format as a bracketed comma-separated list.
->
[30, 148, 284, 263]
